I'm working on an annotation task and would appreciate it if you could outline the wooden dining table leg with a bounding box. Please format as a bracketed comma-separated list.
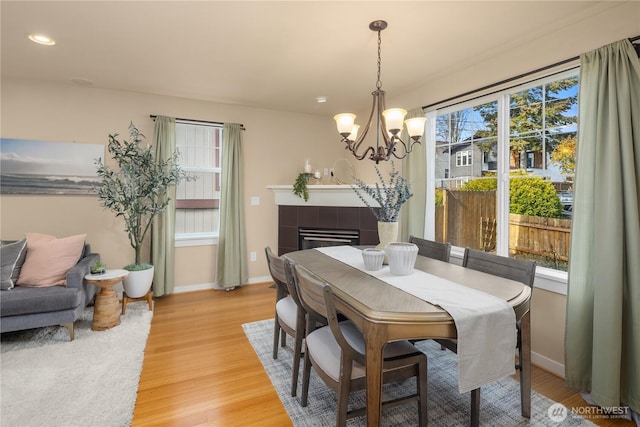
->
[364, 324, 386, 427]
[520, 310, 532, 418]
[470, 388, 480, 427]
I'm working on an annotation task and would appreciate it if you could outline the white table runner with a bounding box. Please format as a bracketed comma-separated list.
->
[316, 245, 516, 393]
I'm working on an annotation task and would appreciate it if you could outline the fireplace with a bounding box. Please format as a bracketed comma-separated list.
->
[298, 228, 360, 250]
[268, 185, 381, 255]
[277, 205, 379, 255]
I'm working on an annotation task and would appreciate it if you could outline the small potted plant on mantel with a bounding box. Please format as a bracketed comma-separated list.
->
[95, 123, 187, 298]
[293, 172, 312, 202]
[351, 162, 413, 249]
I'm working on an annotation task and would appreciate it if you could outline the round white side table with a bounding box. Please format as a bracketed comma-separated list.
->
[84, 269, 129, 331]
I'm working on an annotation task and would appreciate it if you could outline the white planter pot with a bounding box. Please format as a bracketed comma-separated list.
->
[362, 248, 385, 271]
[385, 242, 419, 276]
[123, 266, 154, 298]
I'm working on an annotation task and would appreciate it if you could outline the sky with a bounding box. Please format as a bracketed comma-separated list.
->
[0, 139, 103, 177]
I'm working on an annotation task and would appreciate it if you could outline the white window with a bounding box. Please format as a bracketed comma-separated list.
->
[426, 70, 578, 275]
[456, 150, 472, 166]
[174, 121, 222, 246]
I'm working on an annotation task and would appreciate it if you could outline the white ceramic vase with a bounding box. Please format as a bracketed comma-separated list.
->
[123, 266, 154, 298]
[376, 221, 399, 250]
[385, 242, 419, 276]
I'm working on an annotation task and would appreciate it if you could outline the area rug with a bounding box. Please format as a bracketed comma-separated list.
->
[1, 302, 153, 427]
[243, 319, 595, 426]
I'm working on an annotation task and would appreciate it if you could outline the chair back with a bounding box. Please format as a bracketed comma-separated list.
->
[409, 235, 451, 262]
[322, 285, 366, 363]
[292, 263, 364, 362]
[282, 258, 306, 311]
[462, 248, 536, 287]
[265, 247, 288, 299]
[291, 263, 329, 323]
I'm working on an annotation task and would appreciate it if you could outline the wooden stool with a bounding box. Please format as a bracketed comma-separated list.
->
[85, 270, 129, 331]
[122, 291, 153, 315]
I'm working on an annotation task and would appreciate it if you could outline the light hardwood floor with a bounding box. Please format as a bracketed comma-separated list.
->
[132, 283, 634, 426]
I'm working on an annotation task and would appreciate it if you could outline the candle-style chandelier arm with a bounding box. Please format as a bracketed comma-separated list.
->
[342, 89, 398, 162]
[343, 91, 378, 157]
[389, 134, 418, 160]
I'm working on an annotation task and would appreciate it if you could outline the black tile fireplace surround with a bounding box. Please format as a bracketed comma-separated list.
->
[278, 205, 379, 255]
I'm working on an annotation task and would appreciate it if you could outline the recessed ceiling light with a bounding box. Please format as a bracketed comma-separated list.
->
[27, 33, 56, 46]
[316, 96, 327, 103]
[71, 78, 94, 87]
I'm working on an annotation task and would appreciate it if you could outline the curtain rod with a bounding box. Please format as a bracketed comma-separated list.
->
[422, 35, 640, 111]
[149, 115, 245, 130]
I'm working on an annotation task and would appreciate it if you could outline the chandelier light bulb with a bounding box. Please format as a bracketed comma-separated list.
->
[348, 125, 360, 142]
[334, 113, 356, 137]
[405, 117, 428, 138]
[382, 108, 407, 134]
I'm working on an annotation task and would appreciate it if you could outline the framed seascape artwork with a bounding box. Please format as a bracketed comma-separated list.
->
[0, 138, 103, 195]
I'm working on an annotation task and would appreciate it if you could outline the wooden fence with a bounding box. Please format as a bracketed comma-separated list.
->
[509, 214, 572, 261]
[435, 190, 571, 262]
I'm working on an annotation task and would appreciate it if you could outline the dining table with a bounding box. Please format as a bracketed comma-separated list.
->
[284, 246, 532, 427]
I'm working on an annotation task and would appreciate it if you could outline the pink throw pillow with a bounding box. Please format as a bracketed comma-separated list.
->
[16, 233, 87, 287]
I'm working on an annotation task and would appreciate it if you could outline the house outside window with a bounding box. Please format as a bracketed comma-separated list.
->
[427, 71, 578, 273]
[174, 121, 222, 246]
[456, 150, 472, 167]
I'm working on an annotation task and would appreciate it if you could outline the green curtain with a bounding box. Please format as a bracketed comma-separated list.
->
[400, 108, 427, 241]
[216, 123, 248, 289]
[150, 115, 177, 296]
[565, 39, 640, 414]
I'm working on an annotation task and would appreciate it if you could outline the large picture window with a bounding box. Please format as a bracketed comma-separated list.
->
[174, 122, 222, 244]
[427, 71, 578, 273]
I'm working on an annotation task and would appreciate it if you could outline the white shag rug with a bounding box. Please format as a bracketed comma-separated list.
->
[1, 301, 153, 427]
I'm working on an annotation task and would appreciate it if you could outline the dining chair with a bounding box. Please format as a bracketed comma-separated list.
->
[265, 247, 306, 397]
[408, 235, 452, 262]
[407, 235, 453, 350]
[291, 262, 428, 427]
[435, 247, 536, 426]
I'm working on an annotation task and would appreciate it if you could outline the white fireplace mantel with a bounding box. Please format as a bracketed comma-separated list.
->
[266, 185, 375, 207]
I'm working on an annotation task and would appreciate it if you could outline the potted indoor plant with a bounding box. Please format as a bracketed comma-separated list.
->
[293, 172, 312, 202]
[352, 162, 413, 249]
[95, 123, 186, 297]
[90, 260, 106, 275]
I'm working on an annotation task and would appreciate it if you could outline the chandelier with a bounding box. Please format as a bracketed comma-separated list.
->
[334, 20, 426, 164]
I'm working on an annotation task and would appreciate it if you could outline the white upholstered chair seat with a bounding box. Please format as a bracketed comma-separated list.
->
[275, 296, 298, 331]
[306, 320, 422, 383]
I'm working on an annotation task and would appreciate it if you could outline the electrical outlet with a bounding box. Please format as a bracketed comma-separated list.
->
[250, 196, 260, 206]
[250, 251, 257, 262]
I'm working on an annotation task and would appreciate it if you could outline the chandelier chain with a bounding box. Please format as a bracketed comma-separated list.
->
[376, 29, 382, 89]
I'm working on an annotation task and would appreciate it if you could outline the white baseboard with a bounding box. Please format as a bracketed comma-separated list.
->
[532, 351, 565, 378]
[172, 276, 273, 294]
[248, 275, 272, 284]
[173, 282, 216, 293]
